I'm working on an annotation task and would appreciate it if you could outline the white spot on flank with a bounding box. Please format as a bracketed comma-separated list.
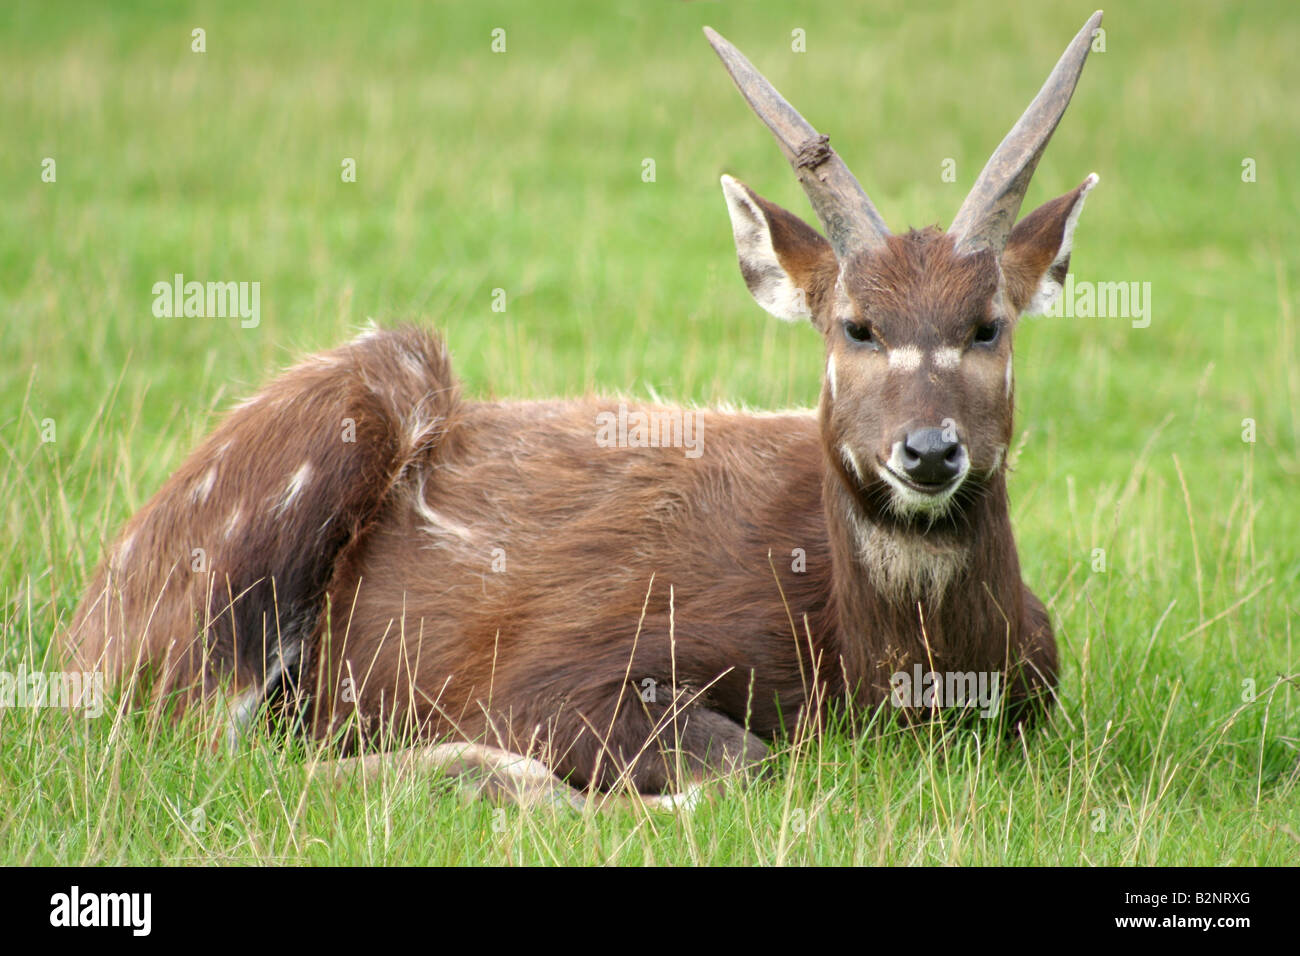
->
[932, 347, 961, 370]
[192, 467, 217, 505]
[223, 505, 244, 540]
[413, 476, 476, 544]
[889, 346, 923, 371]
[273, 463, 313, 516]
[826, 353, 837, 400]
[406, 407, 445, 454]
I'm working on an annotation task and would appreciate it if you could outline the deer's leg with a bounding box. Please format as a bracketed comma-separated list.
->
[1004, 585, 1059, 728]
[323, 743, 589, 811]
[312, 688, 769, 813]
[557, 694, 770, 800]
[627, 707, 771, 811]
[319, 735, 755, 815]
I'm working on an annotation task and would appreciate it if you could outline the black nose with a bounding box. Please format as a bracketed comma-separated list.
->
[901, 428, 965, 485]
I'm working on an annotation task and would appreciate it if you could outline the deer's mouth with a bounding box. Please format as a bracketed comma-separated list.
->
[839, 442, 968, 519]
[881, 465, 961, 497]
[874, 457, 969, 519]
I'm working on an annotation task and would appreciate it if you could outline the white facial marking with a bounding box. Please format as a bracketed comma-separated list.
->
[989, 444, 1006, 474]
[889, 346, 923, 371]
[1004, 356, 1014, 397]
[840, 443, 867, 483]
[826, 353, 837, 401]
[932, 347, 961, 370]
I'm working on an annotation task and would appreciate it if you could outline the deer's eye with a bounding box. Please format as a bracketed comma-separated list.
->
[972, 321, 1001, 346]
[843, 320, 879, 349]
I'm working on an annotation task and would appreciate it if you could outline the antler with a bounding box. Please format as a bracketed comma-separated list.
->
[704, 26, 890, 261]
[948, 11, 1103, 256]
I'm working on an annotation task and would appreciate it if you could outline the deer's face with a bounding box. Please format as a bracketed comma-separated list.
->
[825, 236, 1011, 520]
[720, 174, 1096, 523]
[708, 13, 1102, 523]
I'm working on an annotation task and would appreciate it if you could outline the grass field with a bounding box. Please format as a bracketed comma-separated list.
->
[1, 0, 1296, 865]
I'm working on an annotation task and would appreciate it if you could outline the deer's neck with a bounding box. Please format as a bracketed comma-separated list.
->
[821, 468, 1024, 705]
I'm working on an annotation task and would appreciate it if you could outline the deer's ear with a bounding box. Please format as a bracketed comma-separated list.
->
[720, 175, 837, 323]
[1001, 173, 1098, 316]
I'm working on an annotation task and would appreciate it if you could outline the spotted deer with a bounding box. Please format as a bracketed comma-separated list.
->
[62, 13, 1103, 809]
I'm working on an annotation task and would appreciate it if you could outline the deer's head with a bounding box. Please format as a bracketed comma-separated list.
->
[710, 13, 1101, 527]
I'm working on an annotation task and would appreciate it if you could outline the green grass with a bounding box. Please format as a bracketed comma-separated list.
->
[1, 0, 1297, 864]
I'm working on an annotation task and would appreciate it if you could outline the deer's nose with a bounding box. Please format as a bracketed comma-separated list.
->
[901, 428, 965, 485]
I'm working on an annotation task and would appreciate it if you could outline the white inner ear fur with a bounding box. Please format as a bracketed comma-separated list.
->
[1025, 172, 1098, 317]
[720, 175, 811, 322]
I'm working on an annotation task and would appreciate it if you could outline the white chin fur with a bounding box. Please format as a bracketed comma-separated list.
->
[875, 448, 970, 519]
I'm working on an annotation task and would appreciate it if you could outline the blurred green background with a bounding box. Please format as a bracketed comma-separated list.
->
[0, 1, 1296, 863]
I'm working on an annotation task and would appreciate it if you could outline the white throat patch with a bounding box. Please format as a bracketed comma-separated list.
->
[848, 510, 970, 603]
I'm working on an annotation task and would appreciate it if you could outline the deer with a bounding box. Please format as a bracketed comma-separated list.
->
[61, 12, 1103, 811]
